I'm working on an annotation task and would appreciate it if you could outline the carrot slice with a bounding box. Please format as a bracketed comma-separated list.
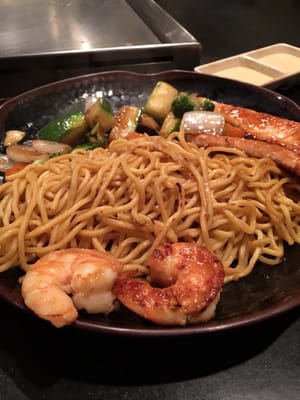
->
[5, 163, 28, 176]
[125, 133, 145, 140]
[223, 122, 245, 138]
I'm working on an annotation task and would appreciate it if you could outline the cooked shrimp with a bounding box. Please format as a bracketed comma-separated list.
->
[114, 242, 225, 326]
[21, 248, 123, 328]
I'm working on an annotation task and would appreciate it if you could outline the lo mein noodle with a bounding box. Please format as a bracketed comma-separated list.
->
[0, 132, 299, 283]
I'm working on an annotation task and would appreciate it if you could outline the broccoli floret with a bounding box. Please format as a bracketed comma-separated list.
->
[172, 93, 195, 118]
[202, 98, 215, 111]
[74, 138, 108, 150]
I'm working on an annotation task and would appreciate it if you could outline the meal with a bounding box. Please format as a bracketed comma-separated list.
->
[0, 80, 299, 328]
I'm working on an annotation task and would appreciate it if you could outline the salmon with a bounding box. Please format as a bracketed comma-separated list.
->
[189, 133, 300, 176]
[188, 100, 300, 176]
[212, 101, 300, 154]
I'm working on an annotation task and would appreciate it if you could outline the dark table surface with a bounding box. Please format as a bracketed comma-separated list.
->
[1, 1, 300, 399]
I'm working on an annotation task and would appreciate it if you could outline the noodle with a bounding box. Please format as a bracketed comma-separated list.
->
[0, 132, 300, 283]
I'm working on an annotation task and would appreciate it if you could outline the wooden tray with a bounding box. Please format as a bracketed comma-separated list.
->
[194, 43, 300, 87]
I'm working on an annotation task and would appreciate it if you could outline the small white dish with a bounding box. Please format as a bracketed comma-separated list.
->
[194, 43, 300, 87]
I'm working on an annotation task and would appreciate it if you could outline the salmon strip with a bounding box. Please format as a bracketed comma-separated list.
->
[189, 133, 300, 177]
[213, 101, 300, 154]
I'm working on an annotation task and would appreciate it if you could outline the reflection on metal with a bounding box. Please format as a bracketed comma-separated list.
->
[0, 0, 201, 98]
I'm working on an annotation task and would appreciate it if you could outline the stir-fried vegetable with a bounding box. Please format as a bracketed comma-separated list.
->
[182, 111, 225, 135]
[172, 93, 195, 118]
[144, 81, 178, 122]
[1, 80, 223, 176]
[202, 98, 215, 111]
[110, 106, 142, 141]
[84, 97, 114, 132]
[160, 112, 181, 138]
[38, 111, 88, 145]
[4, 130, 26, 146]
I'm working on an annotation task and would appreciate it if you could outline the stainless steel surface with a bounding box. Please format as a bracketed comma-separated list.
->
[0, 0, 161, 57]
[0, 0, 201, 99]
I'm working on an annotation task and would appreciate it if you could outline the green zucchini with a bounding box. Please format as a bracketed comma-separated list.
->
[86, 121, 106, 142]
[159, 112, 181, 138]
[84, 97, 114, 132]
[144, 81, 178, 122]
[38, 111, 89, 145]
[110, 106, 142, 141]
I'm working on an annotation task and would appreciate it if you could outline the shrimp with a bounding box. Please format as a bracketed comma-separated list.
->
[21, 248, 123, 328]
[113, 242, 225, 326]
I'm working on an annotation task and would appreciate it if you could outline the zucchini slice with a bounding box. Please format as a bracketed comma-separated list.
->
[110, 106, 142, 141]
[159, 112, 181, 138]
[86, 121, 106, 142]
[144, 81, 178, 122]
[38, 111, 89, 145]
[84, 97, 114, 132]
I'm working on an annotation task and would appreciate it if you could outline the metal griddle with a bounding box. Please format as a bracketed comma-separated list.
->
[0, 0, 201, 101]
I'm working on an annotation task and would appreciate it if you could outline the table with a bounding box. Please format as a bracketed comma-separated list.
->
[0, 300, 299, 399]
[0, 1, 299, 399]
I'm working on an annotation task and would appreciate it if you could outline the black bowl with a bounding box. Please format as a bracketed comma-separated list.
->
[0, 70, 299, 336]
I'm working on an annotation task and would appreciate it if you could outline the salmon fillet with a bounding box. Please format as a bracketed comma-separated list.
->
[189, 133, 300, 176]
[213, 101, 300, 154]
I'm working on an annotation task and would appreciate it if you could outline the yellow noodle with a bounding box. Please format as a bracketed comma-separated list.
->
[0, 132, 299, 283]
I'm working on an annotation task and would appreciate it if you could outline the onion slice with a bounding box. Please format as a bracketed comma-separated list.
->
[0, 154, 16, 172]
[182, 111, 225, 135]
[31, 140, 71, 154]
[6, 144, 46, 163]
[84, 95, 98, 112]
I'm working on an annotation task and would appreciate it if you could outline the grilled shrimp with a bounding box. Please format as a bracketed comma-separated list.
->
[21, 248, 123, 328]
[114, 242, 225, 326]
